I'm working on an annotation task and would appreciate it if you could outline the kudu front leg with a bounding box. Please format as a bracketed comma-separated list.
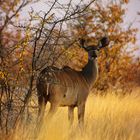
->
[68, 106, 74, 125]
[78, 103, 85, 127]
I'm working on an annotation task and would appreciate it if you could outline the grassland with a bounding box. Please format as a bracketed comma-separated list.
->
[3, 92, 140, 140]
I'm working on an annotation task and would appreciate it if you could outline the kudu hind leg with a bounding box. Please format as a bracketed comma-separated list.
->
[38, 95, 46, 118]
[35, 95, 46, 138]
[68, 106, 74, 125]
[78, 103, 85, 127]
[37, 86, 48, 119]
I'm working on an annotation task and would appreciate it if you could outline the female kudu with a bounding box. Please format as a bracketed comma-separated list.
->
[36, 37, 109, 125]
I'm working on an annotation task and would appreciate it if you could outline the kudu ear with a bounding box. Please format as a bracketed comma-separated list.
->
[99, 37, 110, 49]
[79, 37, 109, 51]
[79, 38, 85, 47]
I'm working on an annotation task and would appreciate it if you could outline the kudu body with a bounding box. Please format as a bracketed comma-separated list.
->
[37, 37, 109, 125]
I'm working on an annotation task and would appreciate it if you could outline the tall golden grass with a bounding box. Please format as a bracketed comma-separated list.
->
[2, 92, 140, 140]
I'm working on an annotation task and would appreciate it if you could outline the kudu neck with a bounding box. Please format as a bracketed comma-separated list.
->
[82, 58, 98, 87]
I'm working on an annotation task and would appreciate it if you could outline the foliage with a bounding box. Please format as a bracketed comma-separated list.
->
[67, 0, 138, 91]
[0, 0, 140, 135]
[0, 0, 35, 133]
[0, 0, 96, 134]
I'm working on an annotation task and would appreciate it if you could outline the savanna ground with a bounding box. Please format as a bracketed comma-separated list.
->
[2, 89, 140, 140]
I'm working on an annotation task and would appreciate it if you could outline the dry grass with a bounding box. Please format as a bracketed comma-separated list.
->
[3, 91, 140, 140]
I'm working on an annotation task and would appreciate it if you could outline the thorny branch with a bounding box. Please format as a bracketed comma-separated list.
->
[13, 0, 96, 127]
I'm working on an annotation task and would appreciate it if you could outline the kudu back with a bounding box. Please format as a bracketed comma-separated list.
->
[37, 37, 109, 125]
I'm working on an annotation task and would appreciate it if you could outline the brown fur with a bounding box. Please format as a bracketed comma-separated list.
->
[36, 37, 109, 125]
[37, 59, 98, 125]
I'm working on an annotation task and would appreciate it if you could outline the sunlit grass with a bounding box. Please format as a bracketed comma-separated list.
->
[6, 92, 140, 140]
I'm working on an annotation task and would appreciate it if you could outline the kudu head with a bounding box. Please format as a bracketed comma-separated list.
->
[80, 37, 109, 60]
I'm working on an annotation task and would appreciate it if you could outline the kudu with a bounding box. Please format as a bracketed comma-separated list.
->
[36, 37, 109, 125]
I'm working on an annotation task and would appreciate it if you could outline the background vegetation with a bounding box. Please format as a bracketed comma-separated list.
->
[0, 0, 140, 139]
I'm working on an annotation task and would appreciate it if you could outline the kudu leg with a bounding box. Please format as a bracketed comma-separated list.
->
[38, 98, 45, 115]
[37, 84, 48, 120]
[38, 95, 46, 122]
[47, 103, 58, 120]
[78, 103, 85, 127]
[35, 96, 46, 138]
[68, 106, 74, 125]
